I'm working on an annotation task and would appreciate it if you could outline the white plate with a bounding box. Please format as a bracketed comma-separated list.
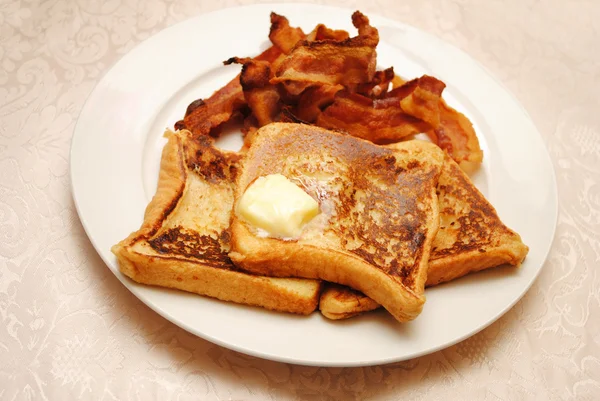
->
[70, 3, 558, 367]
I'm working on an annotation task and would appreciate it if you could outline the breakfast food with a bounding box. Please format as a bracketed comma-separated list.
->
[319, 283, 380, 320]
[177, 12, 483, 167]
[111, 10, 528, 324]
[111, 130, 321, 314]
[270, 11, 379, 94]
[319, 152, 529, 319]
[228, 123, 445, 322]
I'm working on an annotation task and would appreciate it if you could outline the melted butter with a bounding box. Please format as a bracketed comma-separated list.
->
[290, 175, 339, 244]
[237, 174, 320, 239]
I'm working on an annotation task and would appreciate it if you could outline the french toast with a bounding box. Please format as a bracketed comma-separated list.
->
[319, 283, 380, 320]
[228, 123, 446, 322]
[319, 152, 529, 319]
[111, 130, 322, 315]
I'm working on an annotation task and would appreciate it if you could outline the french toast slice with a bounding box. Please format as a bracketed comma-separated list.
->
[319, 152, 529, 319]
[111, 130, 321, 315]
[228, 123, 445, 322]
[319, 283, 380, 320]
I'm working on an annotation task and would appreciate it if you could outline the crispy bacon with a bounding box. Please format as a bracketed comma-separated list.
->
[271, 11, 379, 94]
[174, 76, 245, 137]
[306, 24, 350, 42]
[223, 57, 270, 88]
[224, 56, 281, 126]
[392, 75, 446, 128]
[176, 45, 282, 137]
[388, 76, 483, 164]
[430, 100, 483, 165]
[356, 67, 395, 98]
[280, 106, 310, 124]
[294, 84, 343, 122]
[391, 75, 406, 89]
[352, 11, 378, 43]
[316, 91, 430, 143]
[178, 10, 483, 167]
[269, 13, 305, 54]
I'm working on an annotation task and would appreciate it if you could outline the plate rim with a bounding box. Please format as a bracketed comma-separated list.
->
[70, 2, 559, 367]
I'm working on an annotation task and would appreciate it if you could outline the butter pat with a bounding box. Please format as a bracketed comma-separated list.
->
[238, 174, 319, 238]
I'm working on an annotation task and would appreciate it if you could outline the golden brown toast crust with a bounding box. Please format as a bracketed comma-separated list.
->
[138, 134, 241, 270]
[229, 123, 445, 322]
[319, 283, 379, 320]
[318, 153, 529, 319]
[111, 130, 322, 315]
[427, 153, 529, 284]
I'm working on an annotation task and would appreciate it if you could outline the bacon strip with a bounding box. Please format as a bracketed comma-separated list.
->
[224, 57, 281, 126]
[391, 74, 406, 89]
[388, 76, 483, 164]
[306, 24, 350, 42]
[294, 84, 343, 123]
[271, 11, 379, 94]
[269, 13, 305, 54]
[316, 91, 430, 143]
[178, 10, 483, 166]
[174, 77, 245, 137]
[389, 75, 446, 127]
[356, 67, 395, 98]
[431, 100, 484, 164]
[175, 46, 282, 137]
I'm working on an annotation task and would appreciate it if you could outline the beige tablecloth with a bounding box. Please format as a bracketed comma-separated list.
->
[2, 0, 599, 399]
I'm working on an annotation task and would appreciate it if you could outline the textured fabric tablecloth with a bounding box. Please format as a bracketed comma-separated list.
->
[2, 0, 599, 399]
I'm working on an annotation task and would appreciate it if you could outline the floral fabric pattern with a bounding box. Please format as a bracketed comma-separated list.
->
[1, 0, 599, 399]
